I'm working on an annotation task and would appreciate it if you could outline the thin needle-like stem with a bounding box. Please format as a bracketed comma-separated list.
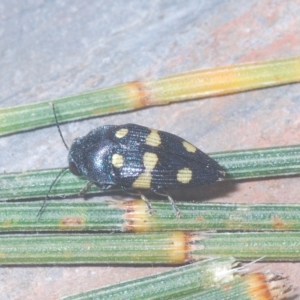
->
[1, 201, 300, 233]
[1, 144, 299, 200]
[1, 56, 300, 136]
[0, 231, 300, 265]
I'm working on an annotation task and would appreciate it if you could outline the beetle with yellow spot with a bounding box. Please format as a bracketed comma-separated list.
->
[68, 123, 225, 216]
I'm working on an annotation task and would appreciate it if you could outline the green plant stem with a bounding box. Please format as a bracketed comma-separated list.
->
[171, 273, 291, 300]
[0, 232, 300, 265]
[1, 56, 300, 136]
[0, 232, 186, 265]
[63, 258, 236, 300]
[1, 144, 300, 201]
[1, 201, 300, 232]
[195, 231, 300, 260]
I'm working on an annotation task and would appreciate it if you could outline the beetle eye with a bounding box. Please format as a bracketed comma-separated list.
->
[69, 161, 81, 176]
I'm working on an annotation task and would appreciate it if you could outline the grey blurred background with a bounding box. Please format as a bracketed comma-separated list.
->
[1, 1, 300, 299]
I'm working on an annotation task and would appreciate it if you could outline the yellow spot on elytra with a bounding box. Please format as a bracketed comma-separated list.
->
[183, 141, 197, 153]
[177, 168, 192, 184]
[112, 153, 124, 168]
[2, 221, 10, 227]
[133, 173, 152, 189]
[146, 130, 161, 147]
[115, 128, 128, 138]
[133, 152, 158, 189]
[143, 152, 158, 170]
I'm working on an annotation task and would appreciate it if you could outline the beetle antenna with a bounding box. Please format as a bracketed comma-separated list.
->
[52, 102, 69, 150]
[37, 167, 69, 218]
[37, 104, 70, 218]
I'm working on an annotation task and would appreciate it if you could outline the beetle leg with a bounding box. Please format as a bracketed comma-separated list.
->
[152, 189, 181, 218]
[140, 193, 154, 216]
[80, 182, 115, 197]
[120, 187, 154, 216]
[167, 195, 182, 218]
[79, 181, 94, 197]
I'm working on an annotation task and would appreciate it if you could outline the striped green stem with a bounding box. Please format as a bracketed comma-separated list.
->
[0, 232, 189, 265]
[1, 56, 300, 136]
[1, 144, 300, 201]
[195, 232, 300, 260]
[1, 201, 300, 232]
[214, 144, 300, 179]
[0, 231, 300, 265]
[171, 273, 291, 300]
[63, 258, 236, 300]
